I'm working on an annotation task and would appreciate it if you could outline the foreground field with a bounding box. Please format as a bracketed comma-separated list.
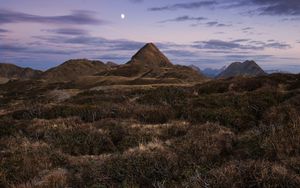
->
[1, 73, 300, 187]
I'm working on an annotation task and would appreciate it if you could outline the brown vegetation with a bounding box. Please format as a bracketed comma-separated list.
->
[0, 73, 300, 187]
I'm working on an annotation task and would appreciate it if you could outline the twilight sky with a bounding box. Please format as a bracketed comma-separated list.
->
[0, 0, 299, 72]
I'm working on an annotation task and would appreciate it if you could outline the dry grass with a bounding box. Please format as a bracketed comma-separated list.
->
[172, 123, 236, 167]
[11, 168, 68, 188]
[0, 137, 66, 185]
[0, 73, 299, 186]
[206, 160, 300, 187]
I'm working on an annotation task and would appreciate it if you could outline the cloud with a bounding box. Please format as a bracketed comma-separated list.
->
[225, 54, 273, 60]
[0, 9, 105, 25]
[0, 43, 78, 55]
[231, 39, 250, 43]
[148, 0, 300, 16]
[0, 44, 27, 51]
[0, 28, 9, 33]
[148, 1, 216, 11]
[193, 40, 262, 50]
[242, 27, 253, 31]
[42, 28, 88, 35]
[129, 0, 143, 3]
[227, 0, 300, 16]
[192, 39, 291, 50]
[283, 17, 300, 21]
[67, 36, 144, 51]
[33, 34, 145, 51]
[163, 50, 200, 57]
[190, 20, 232, 27]
[214, 32, 225, 34]
[254, 0, 300, 16]
[94, 54, 130, 61]
[206, 21, 232, 27]
[264, 42, 292, 49]
[159, 15, 207, 23]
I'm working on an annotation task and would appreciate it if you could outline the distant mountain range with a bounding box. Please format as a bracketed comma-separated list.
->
[265, 69, 290, 74]
[0, 43, 290, 84]
[217, 60, 266, 78]
[202, 67, 227, 78]
[97, 43, 206, 83]
[190, 61, 267, 78]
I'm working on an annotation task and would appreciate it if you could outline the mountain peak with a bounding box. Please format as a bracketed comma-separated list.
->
[217, 60, 266, 78]
[129, 43, 172, 67]
[143, 42, 157, 48]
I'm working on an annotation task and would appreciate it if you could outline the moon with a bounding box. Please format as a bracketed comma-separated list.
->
[121, 14, 125, 20]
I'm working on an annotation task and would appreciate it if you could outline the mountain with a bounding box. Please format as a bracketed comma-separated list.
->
[40, 59, 109, 82]
[266, 69, 290, 74]
[188, 65, 228, 78]
[189, 65, 202, 73]
[217, 60, 266, 78]
[202, 66, 226, 78]
[106, 61, 119, 67]
[99, 43, 205, 82]
[0, 63, 42, 81]
[128, 43, 172, 67]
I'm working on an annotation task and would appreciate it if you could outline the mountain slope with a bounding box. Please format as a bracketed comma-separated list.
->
[128, 43, 172, 67]
[189, 65, 202, 73]
[100, 43, 206, 82]
[217, 60, 266, 78]
[0, 63, 42, 80]
[41, 59, 108, 82]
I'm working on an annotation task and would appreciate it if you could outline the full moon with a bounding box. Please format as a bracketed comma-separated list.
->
[121, 14, 125, 19]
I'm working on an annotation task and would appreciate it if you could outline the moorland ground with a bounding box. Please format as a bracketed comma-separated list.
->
[0, 73, 300, 187]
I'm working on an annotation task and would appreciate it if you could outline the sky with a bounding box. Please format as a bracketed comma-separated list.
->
[0, 0, 299, 72]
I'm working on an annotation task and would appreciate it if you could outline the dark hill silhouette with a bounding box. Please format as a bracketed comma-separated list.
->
[0, 63, 42, 80]
[128, 43, 172, 67]
[40, 59, 108, 82]
[99, 43, 205, 82]
[1, 43, 206, 84]
[217, 60, 266, 78]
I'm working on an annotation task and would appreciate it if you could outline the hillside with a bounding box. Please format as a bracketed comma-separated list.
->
[40, 59, 109, 82]
[0, 73, 299, 187]
[0, 63, 42, 81]
[100, 43, 206, 82]
[217, 60, 266, 78]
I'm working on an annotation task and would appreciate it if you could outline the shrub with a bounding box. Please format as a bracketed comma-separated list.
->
[134, 105, 175, 124]
[28, 119, 116, 156]
[171, 123, 235, 168]
[232, 129, 265, 159]
[68, 90, 128, 105]
[261, 112, 300, 160]
[101, 143, 179, 186]
[137, 86, 192, 106]
[0, 119, 21, 137]
[196, 80, 230, 94]
[206, 160, 300, 187]
[11, 168, 69, 188]
[93, 119, 158, 151]
[159, 121, 189, 140]
[0, 137, 66, 184]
